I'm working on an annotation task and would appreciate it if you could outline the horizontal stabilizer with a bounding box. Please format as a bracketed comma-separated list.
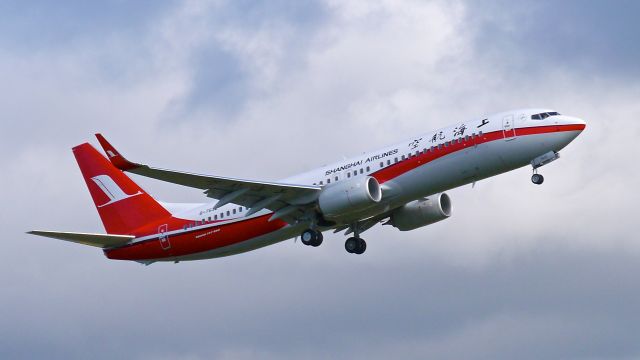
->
[27, 231, 135, 248]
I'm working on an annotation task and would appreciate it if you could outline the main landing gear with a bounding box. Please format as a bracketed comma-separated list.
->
[300, 224, 367, 255]
[344, 223, 366, 255]
[301, 229, 323, 247]
[345, 237, 366, 255]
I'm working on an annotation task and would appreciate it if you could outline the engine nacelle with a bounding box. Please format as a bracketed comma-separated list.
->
[389, 193, 452, 231]
[318, 176, 382, 220]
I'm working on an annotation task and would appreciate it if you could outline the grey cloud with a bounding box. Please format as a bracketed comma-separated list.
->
[3, 242, 640, 359]
[466, 0, 640, 79]
[0, 0, 178, 51]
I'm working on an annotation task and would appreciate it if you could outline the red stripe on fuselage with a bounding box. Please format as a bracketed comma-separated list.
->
[105, 123, 583, 261]
[372, 124, 583, 184]
[104, 214, 288, 260]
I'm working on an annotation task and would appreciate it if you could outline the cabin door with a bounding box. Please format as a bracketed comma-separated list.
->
[502, 115, 516, 140]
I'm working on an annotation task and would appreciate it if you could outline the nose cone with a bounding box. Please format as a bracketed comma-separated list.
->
[552, 116, 586, 151]
[568, 116, 587, 131]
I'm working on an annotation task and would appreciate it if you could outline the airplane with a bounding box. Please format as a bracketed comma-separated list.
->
[28, 109, 586, 264]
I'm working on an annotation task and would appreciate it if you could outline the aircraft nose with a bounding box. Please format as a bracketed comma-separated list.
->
[557, 115, 586, 132]
[551, 115, 586, 151]
[570, 117, 587, 130]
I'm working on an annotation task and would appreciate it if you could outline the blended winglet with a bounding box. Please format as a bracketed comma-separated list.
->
[95, 133, 142, 171]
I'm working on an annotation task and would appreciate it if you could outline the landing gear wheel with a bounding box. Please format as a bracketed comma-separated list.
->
[301, 229, 323, 247]
[312, 232, 323, 247]
[531, 173, 544, 185]
[345, 237, 366, 254]
[345, 237, 359, 253]
[354, 238, 366, 255]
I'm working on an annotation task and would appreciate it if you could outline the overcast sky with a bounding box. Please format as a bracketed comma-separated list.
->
[2, 1, 639, 359]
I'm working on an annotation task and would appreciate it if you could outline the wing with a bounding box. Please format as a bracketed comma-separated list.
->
[95, 134, 321, 224]
[28, 231, 134, 248]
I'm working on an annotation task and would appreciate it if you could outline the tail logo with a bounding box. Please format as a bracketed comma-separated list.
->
[91, 175, 142, 207]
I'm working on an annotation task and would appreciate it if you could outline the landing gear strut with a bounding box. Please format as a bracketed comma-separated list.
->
[301, 229, 323, 247]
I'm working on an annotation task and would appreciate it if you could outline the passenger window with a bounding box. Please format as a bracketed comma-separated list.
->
[208, 217, 211, 221]
[387, 159, 391, 165]
[347, 173, 351, 178]
[226, 211, 230, 216]
[320, 180, 323, 185]
[359, 169, 364, 174]
[394, 157, 398, 163]
[366, 166, 370, 172]
[335, 176, 338, 181]
[183, 225, 188, 230]
[438, 144, 443, 150]
[380, 162, 384, 168]
[445, 141, 449, 147]
[232, 209, 236, 215]
[479, 131, 483, 137]
[353, 171, 357, 176]
[401, 155, 406, 161]
[214, 215, 218, 220]
[327, 179, 331, 184]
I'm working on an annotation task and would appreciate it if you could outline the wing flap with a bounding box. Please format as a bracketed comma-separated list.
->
[28, 231, 134, 248]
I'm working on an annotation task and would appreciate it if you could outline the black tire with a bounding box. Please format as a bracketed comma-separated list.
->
[311, 232, 323, 247]
[531, 174, 544, 185]
[345, 237, 358, 253]
[301, 229, 316, 246]
[354, 238, 366, 255]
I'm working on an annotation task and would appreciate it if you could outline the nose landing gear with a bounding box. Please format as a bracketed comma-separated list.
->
[530, 151, 559, 185]
[531, 172, 544, 185]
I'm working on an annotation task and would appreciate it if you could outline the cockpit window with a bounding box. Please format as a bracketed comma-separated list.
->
[531, 111, 560, 120]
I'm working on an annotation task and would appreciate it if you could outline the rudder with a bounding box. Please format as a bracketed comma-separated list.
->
[72, 143, 171, 235]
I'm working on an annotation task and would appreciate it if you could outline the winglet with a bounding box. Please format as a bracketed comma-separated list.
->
[95, 133, 142, 171]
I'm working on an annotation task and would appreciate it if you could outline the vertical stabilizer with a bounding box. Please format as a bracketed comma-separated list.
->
[72, 143, 171, 234]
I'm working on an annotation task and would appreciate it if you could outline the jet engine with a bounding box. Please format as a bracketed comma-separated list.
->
[388, 193, 452, 231]
[318, 176, 382, 220]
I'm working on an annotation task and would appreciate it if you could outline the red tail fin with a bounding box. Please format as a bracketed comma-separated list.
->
[72, 143, 171, 235]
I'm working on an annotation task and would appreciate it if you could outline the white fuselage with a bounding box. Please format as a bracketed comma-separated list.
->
[157, 108, 585, 261]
